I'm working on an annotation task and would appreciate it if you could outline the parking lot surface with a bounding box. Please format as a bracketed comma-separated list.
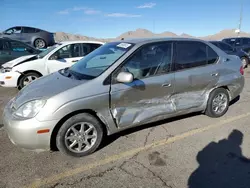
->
[1, 71, 250, 188]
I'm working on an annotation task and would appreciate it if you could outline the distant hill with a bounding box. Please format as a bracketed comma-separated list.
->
[54, 28, 250, 42]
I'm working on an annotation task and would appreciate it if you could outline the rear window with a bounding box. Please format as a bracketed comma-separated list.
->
[22, 27, 37, 33]
[223, 38, 241, 46]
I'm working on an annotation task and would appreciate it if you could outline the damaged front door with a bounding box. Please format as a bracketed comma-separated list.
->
[110, 42, 175, 128]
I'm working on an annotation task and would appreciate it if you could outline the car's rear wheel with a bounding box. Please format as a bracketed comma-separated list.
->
[205, 88, 229, 118]
[56, 113, 104, 157]
[18, 72, 40, 90]
[241, 57, 248, 69]
[34, 38, 46, 49]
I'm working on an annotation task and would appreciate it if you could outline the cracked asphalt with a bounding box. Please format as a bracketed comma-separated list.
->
[1, 71, 250, 188]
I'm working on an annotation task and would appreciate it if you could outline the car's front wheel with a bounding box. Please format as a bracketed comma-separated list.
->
[34, 38, 46, 49]
[18, 72, 40, 90]
[205, 88, 230, 118]
[56, 113, 104, 157]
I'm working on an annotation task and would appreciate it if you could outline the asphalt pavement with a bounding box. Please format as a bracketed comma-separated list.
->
[1, 71, 250, 188]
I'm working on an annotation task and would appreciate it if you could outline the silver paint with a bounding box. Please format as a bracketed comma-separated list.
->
[2, 37, 245, 151]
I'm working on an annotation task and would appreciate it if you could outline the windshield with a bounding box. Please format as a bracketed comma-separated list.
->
[37, 43, 61, 58]
[212, 42, 234, 52]
[223, 39, 236, 46]
[69, 42, 134, 78]
[219, 43, 234, 52]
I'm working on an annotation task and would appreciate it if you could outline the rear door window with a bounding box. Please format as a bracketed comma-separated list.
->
[207, 45, 219, 64]
[175, 41, 207, 70]
[90, 43, 102, 52]
[22, 27, 36, 33]
[175, 41, 218, 70]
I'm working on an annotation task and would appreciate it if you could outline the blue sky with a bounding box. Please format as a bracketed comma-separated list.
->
[1, 0, 249, 38]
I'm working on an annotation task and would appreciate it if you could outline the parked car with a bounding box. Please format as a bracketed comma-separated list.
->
[222, 37, 250, 55]
[0, 37, 42, 66]
[0, 40, 104, 89]
[209, 40, 250, 68]
[0, 26, 55, 49]
[2, 38, 244, 157]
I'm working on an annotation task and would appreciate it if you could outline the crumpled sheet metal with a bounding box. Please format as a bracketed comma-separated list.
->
[112, 91, 208, 127]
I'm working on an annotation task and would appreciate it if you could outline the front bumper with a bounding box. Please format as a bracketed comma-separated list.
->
[2, 99, 58, 151]
[0, 71, 20, 87]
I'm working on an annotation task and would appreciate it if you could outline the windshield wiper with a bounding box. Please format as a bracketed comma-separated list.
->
[60, 67, 75, 78]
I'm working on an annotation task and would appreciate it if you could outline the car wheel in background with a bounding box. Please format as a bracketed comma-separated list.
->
[34, 38, 46, 49]
[56, 113, 104, 157]
[18, 72, 40, 90]
[205, 88, 229, 118]
[241, 57, 248, 69]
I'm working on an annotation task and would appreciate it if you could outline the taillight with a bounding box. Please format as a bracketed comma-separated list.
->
[240, 66, 244, 75]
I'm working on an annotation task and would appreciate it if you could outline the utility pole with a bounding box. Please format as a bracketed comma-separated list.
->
[237, 0, 243, 37]
[153, 19, 155, 33]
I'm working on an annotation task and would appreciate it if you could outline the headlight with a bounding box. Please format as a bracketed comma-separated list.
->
[0, 67, 12, 73]
[14, 99, 46, 118]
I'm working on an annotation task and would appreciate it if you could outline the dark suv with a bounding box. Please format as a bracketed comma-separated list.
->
[222, 37, 250, 55]
[210, 40, 250, 68]
[0, 37, 41, 65]
[0, 26, 55, 49]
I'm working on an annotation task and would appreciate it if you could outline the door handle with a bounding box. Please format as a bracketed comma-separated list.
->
[72, 60, 78, 63]
[211, 73, 219, 77]
[162, 83, 171, 87]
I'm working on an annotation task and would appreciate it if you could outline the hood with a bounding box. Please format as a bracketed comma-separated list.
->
[2, 54, 37, 68]
[13, 71, 89, 109]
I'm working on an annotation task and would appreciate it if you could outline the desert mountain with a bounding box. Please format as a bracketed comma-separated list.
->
[54, 28, 250, 42]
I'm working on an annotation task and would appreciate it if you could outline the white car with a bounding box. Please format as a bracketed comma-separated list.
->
[0, 40, 104, 89]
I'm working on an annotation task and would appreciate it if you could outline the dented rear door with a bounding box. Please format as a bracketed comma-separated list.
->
[172, 41, 220, 112]
[110, 41, 175, 128]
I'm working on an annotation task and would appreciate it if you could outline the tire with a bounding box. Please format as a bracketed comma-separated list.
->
[241, 57, 248, 69]
[205, 88, 229, 118]
[56, 113, 104, 157]
[34, 38, 46, 49]
[18, 72, 40, 90]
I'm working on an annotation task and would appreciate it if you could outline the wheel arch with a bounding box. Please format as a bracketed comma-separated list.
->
[17, 70, 43, 87]
[212, 86, 231, 100]
[50, 109, 109, 151]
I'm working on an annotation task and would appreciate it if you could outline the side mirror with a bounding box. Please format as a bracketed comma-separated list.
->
[49, 55, 59, 60]
[116, 72, 134, 83]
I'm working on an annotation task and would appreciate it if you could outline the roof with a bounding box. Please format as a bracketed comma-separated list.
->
[208, 40, 222, 43]
[58, 40, 105, 45]
[223, 37, 250, 40]
[114, 37, 207, 45]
